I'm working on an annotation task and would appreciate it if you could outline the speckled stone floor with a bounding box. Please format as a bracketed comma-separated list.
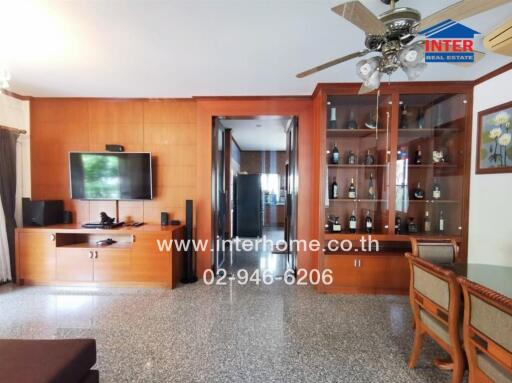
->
[0, 229, 461, 382]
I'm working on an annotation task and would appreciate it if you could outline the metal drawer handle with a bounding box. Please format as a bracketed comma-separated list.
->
[88, 251, 93, 259]
[50, 234, 56, 241]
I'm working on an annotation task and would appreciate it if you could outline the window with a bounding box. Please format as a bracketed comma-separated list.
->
[261, 173, 280, 197]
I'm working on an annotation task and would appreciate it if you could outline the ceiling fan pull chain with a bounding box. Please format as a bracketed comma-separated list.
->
[375, 90, 380, 141]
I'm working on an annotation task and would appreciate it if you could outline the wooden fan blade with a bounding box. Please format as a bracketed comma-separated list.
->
[332, 1, 386, 35]
[296, 50, 369, 78]
[419, 0, 512, 31]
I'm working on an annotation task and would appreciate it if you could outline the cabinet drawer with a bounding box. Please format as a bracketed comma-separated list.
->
[358, 256, 409, 290]
[93, 249, 132, 282]
[323, 255, 361, 287]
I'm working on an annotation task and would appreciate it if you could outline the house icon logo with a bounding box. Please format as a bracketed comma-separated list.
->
[420, 19, 480, 63]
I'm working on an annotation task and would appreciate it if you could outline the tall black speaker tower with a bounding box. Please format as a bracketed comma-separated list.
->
[181, 200, 198, 283]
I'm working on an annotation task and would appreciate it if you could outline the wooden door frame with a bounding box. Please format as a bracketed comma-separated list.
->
[195, 97, 316, 277]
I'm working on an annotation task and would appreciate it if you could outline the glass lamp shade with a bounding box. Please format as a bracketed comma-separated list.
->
[356, 57, 380, 80]
[0, 68, 10, 89]
[402, 63, 427, 80]
[399, 42, 425, 68]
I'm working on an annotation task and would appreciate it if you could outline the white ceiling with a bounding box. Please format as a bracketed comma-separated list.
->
[222, 118, 289, 151]
[1, 0, 512, 98]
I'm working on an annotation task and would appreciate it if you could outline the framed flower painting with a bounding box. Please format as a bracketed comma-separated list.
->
[477, 100, 512, 174]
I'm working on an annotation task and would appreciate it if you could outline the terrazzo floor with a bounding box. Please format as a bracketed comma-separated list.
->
[0, 228, 459, 382]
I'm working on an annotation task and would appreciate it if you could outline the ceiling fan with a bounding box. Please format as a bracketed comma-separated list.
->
[297, 0, 511, 94]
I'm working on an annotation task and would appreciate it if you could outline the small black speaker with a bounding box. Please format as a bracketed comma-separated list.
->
[181, 199, 197, 283]
[30, 200, 64, 226]
[22, 198, 32, 227]
[161, 212, 169, 226]
[105, 144, 124, 152]
[63, 210, 73, 224]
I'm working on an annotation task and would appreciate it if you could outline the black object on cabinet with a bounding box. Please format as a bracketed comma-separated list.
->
[234, 174, 262, 237]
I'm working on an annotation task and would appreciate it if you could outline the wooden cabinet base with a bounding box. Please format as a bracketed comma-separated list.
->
[16, 224, 186, 288]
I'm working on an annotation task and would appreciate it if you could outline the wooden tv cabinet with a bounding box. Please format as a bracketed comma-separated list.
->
[15, 224, 186, 288]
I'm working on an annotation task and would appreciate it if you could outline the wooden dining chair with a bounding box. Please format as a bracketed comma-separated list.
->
[406, 254, 464, 383]
[410, 238, 459, 264]
[459, 277, 512, 383]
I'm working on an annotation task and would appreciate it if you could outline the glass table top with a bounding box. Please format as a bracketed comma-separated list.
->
[445, 263, 512, 299]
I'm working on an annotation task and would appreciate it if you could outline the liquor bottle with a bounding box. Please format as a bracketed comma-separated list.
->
[417, 108, 425, 129]
[407, 217, 418, 233]
[332, 216, 342, 232]
[412, 182, 425, 200]
[364, 210, 373, 234]
[328, 107, 337, 129]
[364, 149, 375, 165]
[347, 151, 357, 165]
[332, 142, 340, 164]
[424, 211, 432, 233]
[400, 103, 409, 129]
[346, 110, 357, 130]
[439, 210, 445, 233]
[349, 210, 357, 233]
[395, 215, 402, 234]
[432, 179, 441, 200]
[348, 178, 357, 199]
[368, 173, 376, 200]
[331, 177, 339, 199]
[414, 145, 422, 165]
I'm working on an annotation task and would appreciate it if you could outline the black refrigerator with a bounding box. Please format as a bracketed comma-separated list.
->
[234, 174, 262, 238]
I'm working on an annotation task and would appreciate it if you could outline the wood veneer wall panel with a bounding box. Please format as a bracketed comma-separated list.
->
[30, 99, 198, 225]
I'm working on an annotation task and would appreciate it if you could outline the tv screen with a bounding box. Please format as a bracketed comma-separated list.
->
[69, 152, 153, 200]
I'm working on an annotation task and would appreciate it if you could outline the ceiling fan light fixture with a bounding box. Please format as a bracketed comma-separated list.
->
[364, 69, 382, 91]
[399, 42, 425, 67]
[402, 62, 427, 80]
[356, 57, 380, 80]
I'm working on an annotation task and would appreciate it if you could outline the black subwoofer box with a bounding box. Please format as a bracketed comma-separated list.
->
[22, 199, 64, 227]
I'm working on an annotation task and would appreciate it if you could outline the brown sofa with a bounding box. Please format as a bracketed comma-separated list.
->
[0, 339, 98, 383]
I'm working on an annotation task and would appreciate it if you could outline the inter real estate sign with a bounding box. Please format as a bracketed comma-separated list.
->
[420, 19, 480, 63]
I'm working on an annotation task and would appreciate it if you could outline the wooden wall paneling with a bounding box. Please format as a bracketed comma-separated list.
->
[196, 98, 316, 276]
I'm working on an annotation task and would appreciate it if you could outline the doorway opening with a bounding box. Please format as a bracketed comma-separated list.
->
[212, 116, 299, 278]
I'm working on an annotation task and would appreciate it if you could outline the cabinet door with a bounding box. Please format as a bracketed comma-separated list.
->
[56, 248, 93, 282]
[323, 254, 360, 287]
[131, 233, 172, 284]
[358, 255, 409, 291]
[93, 249, 132, 282]
[18, 232, 56, 282]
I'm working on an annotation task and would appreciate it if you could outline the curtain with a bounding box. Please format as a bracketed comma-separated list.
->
[0, 130, 18, 281]
[0, 195, 11, 282]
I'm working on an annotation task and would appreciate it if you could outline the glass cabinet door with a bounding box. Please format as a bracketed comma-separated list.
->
[395, 93, 467, 237]
[325, 94, 392, 235]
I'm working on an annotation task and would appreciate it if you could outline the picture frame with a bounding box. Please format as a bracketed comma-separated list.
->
[476, 100, 512, 174]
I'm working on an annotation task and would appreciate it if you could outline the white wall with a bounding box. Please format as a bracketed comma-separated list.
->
[0, 92, 31, 225]
[468, 69, 512, 266]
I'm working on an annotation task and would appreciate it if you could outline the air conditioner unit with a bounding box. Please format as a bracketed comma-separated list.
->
[484, 18, 512, 56]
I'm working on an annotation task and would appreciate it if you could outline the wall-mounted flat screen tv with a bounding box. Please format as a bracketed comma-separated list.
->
[69, 152, 153, 200]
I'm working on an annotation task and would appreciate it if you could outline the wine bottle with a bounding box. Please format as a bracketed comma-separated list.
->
[395, 215, 402, 234]
[417, 108, 425, 129]
[331, 177, 338, 199]
[332, 216, 342, 232]
[347, 151, 357, 165]
[348, 178, 357, 199]
[364, 149, 375, 165]
[439, 210, 445, 233]
[407, 217, 418, 233]
[364, 210, 373, 234]
[414, 145, 422, 165]
[424, 211, 432, 233]
[332, 142, 340, 164]
[328, 107, 337, 129]
[349, 210, 357, 233]
[400, 104, 409, 129]
[368, 173, 376, 200]
[432, 179, 441, 200]
[346, 110, 357, 130]
[412, 182, 425, 200]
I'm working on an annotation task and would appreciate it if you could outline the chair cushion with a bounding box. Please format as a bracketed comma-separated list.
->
[420, 309, 451, 345]
[0, 338, 97, 383]
[417, 244, 454, 264]
[471, 295, 512, 352]
[413, 265, 450, 310]
[477, 352, 512, 383]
